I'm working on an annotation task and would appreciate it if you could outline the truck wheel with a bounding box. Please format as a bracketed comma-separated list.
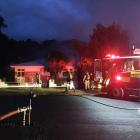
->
[111, 88, 124, 99]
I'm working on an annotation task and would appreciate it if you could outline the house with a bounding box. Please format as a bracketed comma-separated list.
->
[11, 60, 50, 85]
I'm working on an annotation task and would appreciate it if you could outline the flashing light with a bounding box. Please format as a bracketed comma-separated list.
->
[111, 55, 115, 59]
[106, 54, 111, 57]
[98, 84, 102, 89]
[116, 75, 122, 81]
[133, 49, 140, 55]
[105, 54, 120, 59]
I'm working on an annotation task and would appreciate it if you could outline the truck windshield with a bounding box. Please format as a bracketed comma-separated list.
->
[103, 58, 140, 72]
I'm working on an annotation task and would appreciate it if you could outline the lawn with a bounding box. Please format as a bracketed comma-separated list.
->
[0, 87, 67, 95]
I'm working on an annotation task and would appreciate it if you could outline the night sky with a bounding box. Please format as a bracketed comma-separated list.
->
[1, 0, 140, 42]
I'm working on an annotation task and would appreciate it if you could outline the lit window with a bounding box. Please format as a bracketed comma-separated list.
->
[17, 69, 25, 77]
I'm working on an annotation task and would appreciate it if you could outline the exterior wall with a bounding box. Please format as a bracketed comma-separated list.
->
[24, 72, 37, 83]
[12, 65, 50, 84]
[41, 72, 50, 83]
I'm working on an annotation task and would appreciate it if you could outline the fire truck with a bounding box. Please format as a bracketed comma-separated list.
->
[94, 54, 140, 99]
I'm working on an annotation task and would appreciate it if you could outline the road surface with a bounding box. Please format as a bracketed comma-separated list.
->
[0, 92, 140, 140]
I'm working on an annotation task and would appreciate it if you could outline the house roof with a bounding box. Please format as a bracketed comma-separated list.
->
[11, 59, 48, 67]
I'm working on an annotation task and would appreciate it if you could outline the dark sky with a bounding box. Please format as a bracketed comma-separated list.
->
[1, 0, 140, 42]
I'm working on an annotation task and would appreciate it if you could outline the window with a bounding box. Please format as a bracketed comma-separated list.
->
[123, 59, 140, 71]
[17, 69, 25, 77]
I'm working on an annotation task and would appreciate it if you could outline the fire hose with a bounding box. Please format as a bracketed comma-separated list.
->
[0, 90, 36, 127]
[80, 95, 140, 110]
[0, 106, 32, 126]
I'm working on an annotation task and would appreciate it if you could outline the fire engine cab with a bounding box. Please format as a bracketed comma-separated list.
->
[94, 54, 140, 99]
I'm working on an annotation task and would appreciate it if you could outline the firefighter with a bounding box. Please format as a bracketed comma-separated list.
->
[36, 72, 41, 84]
[83, 72, 90, 90]
[90, 73, 95, 90]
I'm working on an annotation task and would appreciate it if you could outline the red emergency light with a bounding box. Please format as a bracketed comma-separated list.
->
[111, 55, 115, 59]
[105, 54, 120, 59]
[116, 75, 122, 81]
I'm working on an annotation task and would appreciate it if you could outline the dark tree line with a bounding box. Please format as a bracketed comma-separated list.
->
[88, 23, 131, 58]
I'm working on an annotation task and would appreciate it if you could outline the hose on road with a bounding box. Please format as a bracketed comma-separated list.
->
[80, 95, 140, 110]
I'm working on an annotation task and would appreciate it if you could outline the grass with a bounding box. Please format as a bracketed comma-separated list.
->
[0, 87, 67, 95]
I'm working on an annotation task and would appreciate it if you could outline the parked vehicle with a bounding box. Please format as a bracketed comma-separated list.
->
[94, 54, 140, 99]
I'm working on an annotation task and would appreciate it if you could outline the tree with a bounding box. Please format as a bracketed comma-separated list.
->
[0, 16, 9, 46]
[77, 57, 94, 73]
[0, 16, 7, 33]
[45, 51, 69, 79]
[89, 23, 131, 58]
[48, 60, 67, 79]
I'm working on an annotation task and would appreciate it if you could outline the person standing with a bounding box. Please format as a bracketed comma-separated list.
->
[69, 71, 75, 92]
[36, 72, 41, 84]
[66, 70, 75, 91]
[83, 72, 90, 90]
[65, 70, 70, 91]
[90, 73, 95, 90]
